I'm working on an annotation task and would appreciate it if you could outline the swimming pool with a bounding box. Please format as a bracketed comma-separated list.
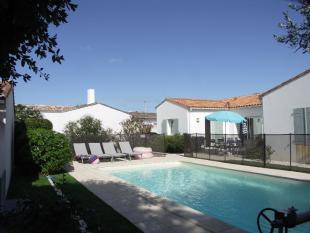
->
[110, 162, 310, 233]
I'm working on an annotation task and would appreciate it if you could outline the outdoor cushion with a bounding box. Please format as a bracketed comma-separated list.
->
[133, 147, 153, 159]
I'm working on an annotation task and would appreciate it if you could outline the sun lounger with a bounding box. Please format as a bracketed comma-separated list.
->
[119, 141, 142, 159]
[102, 142, 128, 160]
[88, 143, 113, 161]
[73, 143, 90, 163]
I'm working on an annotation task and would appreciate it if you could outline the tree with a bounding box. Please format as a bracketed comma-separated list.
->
[120, 116, 152, 135]
[275, 0, 310, 53]
[0, 0, 77, 83]
[64, 115, 113, 140]
[15, 104, 42, 121]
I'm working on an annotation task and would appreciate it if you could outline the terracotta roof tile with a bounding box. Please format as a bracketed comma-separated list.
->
[27, 104, 77, 112]
[130, 111, 156, 120]
[25, 102, 129, 114]
[167, 93, 261, 109]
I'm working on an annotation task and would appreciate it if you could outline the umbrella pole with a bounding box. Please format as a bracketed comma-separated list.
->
[225, 122, 226, 143]
[225, 121, 226, 149]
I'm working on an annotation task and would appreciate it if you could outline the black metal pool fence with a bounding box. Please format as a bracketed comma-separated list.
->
[184, 133, 310, 172]
[70, 133, 310, 172]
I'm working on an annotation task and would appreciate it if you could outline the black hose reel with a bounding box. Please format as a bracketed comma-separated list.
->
[257, 207, 310, 233]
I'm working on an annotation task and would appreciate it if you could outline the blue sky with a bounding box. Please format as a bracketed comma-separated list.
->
[15, 0, 309, 112]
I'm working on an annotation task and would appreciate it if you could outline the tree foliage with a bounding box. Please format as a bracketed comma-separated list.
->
[27, 128, 72, 175]
[15, 104, 42, 121]
[64, 115, 113, 140]
[0, 0, 77, 83]
[120, 116, 152, 135]
[276, 0, 310, 53]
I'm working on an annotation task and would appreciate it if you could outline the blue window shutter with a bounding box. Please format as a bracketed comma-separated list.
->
[172, 119, 179, 134]
[161, 120, 167, 134]
[293, 108, 305, 134]
[293, 108, 305, 144]
[306, 108, 310, 134]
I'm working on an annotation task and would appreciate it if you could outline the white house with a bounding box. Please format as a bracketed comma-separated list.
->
[261, 69, 310, 134]
[28, 89, 131, 133]
[261, 69, 310, 163]
[0, 81, 14, 207]
[156, 94, 263, 136]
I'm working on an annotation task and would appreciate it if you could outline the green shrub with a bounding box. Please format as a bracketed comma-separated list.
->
[165, 134, 184, 153]
[27, 128, 72, 175]
[14, 121, 36, 174]
[241, 137, 274, 161]
[25, 118, 53, 130]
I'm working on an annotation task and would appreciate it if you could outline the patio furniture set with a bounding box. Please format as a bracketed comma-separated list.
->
[202, 137, 244, 155]
[73, 141, 154, 163]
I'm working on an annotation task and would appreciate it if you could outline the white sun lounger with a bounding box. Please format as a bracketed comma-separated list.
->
[102, 142, 128, 160]
[119, 141, 142, 159]
[73, 143, 90, 163]
[88, 143, 113, 161]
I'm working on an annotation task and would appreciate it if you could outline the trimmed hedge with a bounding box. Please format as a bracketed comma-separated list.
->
[27, 128, 72, 175]
[165, 134, 184, 153]
[25, 118, 53, 130]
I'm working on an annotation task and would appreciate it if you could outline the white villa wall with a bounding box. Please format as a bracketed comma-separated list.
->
[233, 107, 263, 135]
[189, 110, 238, 135]
[157, 101, 263, 135]
[263, 73, 310, 134]
[156, 101, 188, 134]
[0, 90, 14, 202]
[42, 104, 130, 133]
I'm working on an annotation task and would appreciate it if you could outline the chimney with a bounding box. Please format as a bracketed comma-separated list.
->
[87, 89, 95, 104]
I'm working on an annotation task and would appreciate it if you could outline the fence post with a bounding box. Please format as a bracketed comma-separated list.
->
[209, 142, 211, 160]
[289, 133, 292, 171]
[163, 134, 166, 153]
[263, 134, 266, 168]
[195, 133, 198, 157]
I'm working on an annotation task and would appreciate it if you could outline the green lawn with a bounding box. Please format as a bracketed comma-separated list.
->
[6, 173, 141, 233]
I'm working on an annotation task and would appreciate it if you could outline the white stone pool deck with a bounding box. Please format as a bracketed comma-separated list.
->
[67, 154, 310, 233]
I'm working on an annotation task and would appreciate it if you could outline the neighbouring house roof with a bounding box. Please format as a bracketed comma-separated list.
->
[261, 69, 310, 98]
[26, 102, 129, 114]
[129, 111, 156, 120]
[0, 81, 13, 98]
[156, 93, 262, 110]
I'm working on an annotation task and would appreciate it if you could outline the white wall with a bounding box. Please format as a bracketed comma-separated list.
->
[263, 73, 310, 134]
[156, 101, 188, 134]
[188, 107, 263, 135]
[42, 104, 130, 133]
[233, 107, 263, 135]
[0, 90, 14, 203]
[188, 110, 237, 134]
[156, 100, 264, 135]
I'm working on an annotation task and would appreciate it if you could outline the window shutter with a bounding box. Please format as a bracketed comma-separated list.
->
[306, 108, 310, 134]
[172, 119, 179, 134]
[293, 108, 305, 134]
[293, 108, 305, 144]
[161, 120, 167, 134]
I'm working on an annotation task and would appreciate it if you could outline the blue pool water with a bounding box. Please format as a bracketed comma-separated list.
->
[110, 162, 310, 233]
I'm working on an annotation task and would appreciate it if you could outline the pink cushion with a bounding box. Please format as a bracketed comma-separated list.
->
[133, 147, 153, 159]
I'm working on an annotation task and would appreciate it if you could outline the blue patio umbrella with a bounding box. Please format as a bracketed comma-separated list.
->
[206, 111, 246, 138]
[206, 111, 246, 124]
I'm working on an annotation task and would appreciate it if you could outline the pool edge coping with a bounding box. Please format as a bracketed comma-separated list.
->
[68, 160, 248, 233]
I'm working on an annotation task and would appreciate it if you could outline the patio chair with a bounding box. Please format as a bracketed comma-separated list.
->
[119, 141, 142, 160]
[73, 143, 90, 163]
[88, 143, 113, 161]
[102, 142, 128, 160]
